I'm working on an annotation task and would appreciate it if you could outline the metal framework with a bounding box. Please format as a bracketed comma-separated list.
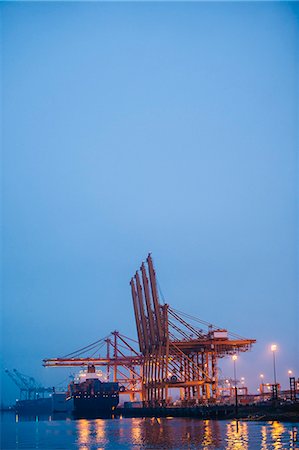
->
[43, 254, 256, 405]
[44, 332, 143, 401]
[130, 254, 256, 406]
[5, 369, 53, 400]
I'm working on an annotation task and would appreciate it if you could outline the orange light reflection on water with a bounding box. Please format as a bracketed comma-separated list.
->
[261, 425, 268, 450]
[131, 418, 142, 443]
[95, 419, 107, 445]
[271, 421, 285, 450]
[226, 421, 248, 450]
[77, 419, 90, 450]
[202, 420, 213, 448]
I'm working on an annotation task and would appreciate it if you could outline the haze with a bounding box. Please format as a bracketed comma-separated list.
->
[1, 2, 298, 404]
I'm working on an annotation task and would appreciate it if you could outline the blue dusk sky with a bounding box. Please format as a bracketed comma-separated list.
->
[1, 2, 298, 402]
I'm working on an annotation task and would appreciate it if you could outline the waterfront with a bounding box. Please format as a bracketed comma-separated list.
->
[1, 413, 298, 449]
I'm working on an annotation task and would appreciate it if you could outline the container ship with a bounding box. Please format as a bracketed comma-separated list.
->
[67, 364, 119, 418]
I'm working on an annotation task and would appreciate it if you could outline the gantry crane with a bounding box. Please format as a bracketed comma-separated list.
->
[129, 254, 255, 405]
[5, 369, 53, 400]
[43, 254, 256, 406]
[43, 332, 143, 401]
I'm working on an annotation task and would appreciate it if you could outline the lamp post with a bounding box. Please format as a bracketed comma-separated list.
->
[271, 344, 277, 399]
[232, 354, 238, 417]
[271, 345, 277, 384]
[288, 370, 296, 401]
[259, 373, 264, 395]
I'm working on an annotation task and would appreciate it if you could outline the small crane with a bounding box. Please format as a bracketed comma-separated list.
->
[5, 369, 53, 400]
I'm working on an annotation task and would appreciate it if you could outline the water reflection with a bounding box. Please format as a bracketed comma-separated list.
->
[95, 419, 106, 443]
[271, 421, 285, 450]
[261, 425, 268, 450]
[202, 420, 213, 447]
[202, 420, 221, 449]
[226, 420, 248, 450]
[132, 417, 223, 449]
[131, 417, 142, 443]
[2, 412, 298, 450]
[77, 419, 90, 449]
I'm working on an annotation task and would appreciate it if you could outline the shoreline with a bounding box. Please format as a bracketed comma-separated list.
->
[1, 403, 298, 423]
[116, 403, 299, 423]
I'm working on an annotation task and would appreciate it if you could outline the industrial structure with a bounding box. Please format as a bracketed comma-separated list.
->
[129, 254, 255, 405]
[43, 254, 256, 405]
[44, 332, 143, 401]
[5, 369, 53, 400]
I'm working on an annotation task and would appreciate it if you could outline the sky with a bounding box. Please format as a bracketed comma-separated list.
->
[1, 2, 298, 404]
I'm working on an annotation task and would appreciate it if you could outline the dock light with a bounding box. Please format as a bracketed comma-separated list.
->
[270, 344, 278, 399]
[232, 355, 238, 386]
[231, 354, 238, 418]
[271, 344, 277, 386]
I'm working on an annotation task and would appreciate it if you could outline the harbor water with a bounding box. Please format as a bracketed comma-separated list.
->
[1, 412, 298, 449]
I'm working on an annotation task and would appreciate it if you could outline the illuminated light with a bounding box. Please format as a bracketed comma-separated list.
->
[241, 377, 245, 381]
[271, 344, 277, 352]
[202, 420, 212, 446]
[260, 374, 264, 379]
[95, 419, 106, 442]
[232, 355, 238, 361]
[131, 418, 142, 441]
[261, 425, 267, 450]
[226, 421, 249, 449]
[271, 421, 285, 448]
[78, 419, 90, 446]
[288, 370, 292, 375]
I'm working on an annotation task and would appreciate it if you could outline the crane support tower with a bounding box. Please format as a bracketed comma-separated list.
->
[5, 369, 53, 400]
[129, 254, 255, 406]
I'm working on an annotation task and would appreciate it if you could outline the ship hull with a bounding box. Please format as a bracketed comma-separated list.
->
[68, 366, 119, 418]
[71, 395, 119, 418]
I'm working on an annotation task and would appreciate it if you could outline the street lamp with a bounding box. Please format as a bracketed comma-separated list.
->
[288, 370, 296, 401]
[232, 354, 238, 417]
[259, 373, 264, 395]
[271, 344, 278, 399]
[271, 344, 277, 385]
[232, 354, 238, 385]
